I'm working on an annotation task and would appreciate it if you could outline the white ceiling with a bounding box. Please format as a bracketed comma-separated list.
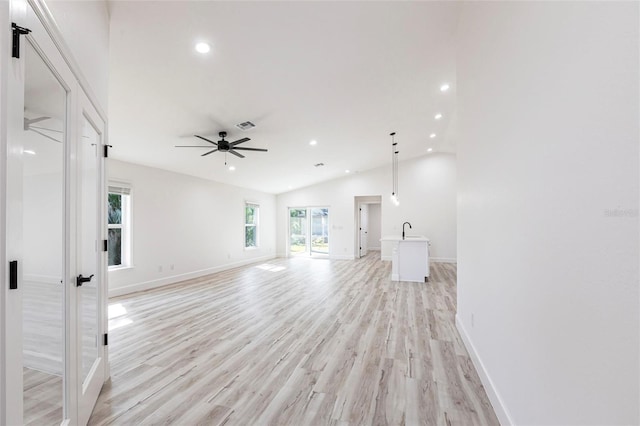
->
[108, 1, 459, 194]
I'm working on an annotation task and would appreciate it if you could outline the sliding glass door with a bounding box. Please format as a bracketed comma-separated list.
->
[289, 207, 329, 256]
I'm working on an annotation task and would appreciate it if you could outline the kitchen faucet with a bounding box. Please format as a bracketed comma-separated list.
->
[402, 222, 412, 240]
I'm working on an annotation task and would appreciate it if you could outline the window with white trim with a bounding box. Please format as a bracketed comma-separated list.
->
[245, 203, 259, 248]
[108, 184, 131, 268]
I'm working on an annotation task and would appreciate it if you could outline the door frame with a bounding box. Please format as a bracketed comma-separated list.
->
[353, 196, 382, 259]
[287, 206, 330, 258]
[2, 1, 109, 424]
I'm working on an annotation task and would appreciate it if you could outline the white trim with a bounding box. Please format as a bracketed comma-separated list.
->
[431, 257, 457, 263]
[109, 255, 277, 297]
[330, 254, 355, 260]
[456, 314, 513, 426]
[382, 256, 456, 263]
[29, 0, 106, 121]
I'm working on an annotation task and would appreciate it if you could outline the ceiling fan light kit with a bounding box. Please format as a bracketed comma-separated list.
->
[175, 131, 268, 165]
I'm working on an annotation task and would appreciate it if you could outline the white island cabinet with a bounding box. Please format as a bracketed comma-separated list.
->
[380, 236, 430, 282]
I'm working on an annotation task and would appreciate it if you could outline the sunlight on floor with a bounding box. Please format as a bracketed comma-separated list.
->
[108, 303, 127, 319]
[108, 303, 133, 331]
[255, 263, 287, 272]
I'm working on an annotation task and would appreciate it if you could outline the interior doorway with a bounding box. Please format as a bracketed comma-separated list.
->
[289, 207, 330, 257]
[355, 196, 382, 258]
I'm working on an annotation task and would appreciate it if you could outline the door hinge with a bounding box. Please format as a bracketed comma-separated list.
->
[9, 260, 18, 290]
[102, 239, 108, 252]
[103, 145, 112, 158]
[12, 23, 31, 59]
[103, 333, 108, 346]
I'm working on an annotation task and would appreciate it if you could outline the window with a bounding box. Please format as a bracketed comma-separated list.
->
[108, 184, 131, 268]
[245, 203, 259, 248]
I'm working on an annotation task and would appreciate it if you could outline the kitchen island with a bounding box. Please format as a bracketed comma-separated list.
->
[380, 236, 430, 282]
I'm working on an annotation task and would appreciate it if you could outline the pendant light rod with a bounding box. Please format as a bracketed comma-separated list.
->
[390, 132, 399, 206]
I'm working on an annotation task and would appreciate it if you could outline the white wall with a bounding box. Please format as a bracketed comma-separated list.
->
[45, 0, 110, 110]
[367, 203, 381, 250]
[457, 3, 639, 425]
[276, 153, 457, 262]
[108, 160, 277, 296]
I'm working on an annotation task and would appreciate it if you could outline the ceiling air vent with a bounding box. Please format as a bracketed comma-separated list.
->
[236, 121, 256, 131]
[314, 162, 325, 167]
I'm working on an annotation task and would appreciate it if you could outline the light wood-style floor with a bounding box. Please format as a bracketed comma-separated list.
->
[89, 254, 498, 425]
[24, 368, 62, 425]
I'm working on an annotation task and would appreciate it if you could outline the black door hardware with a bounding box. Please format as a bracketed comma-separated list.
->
[9, 261, 18, 290]
[76, 274, 94, 287]
[12, 23, 31, 58]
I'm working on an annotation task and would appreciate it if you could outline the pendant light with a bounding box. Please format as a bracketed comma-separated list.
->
[390, 132, 399, 206]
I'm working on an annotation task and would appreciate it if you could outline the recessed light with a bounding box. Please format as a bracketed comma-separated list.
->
[309, 140, 317, 146]
[195, 42, 210, 54]
[228, 165, 236, 171]
[24, 150, 36, 155]
[345, 169, 350, 173]
[427, 148, 433, 152]
[434, 113, 443, 120]
[440, 83, 450, 92]
[288, 185, 293, 189]
[430, 133, 436, 139]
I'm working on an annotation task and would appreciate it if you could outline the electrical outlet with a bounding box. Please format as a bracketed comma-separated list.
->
[227, 253, 231, 259]
[158, 265, 163, 273]
[170, 264, 174, 271]
[471, 313, 475, 328]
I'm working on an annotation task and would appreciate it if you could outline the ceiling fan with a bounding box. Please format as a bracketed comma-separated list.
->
[175, 131, 268, 162]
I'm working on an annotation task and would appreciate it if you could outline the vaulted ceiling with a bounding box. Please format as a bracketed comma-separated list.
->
[108, 1, 459, 194]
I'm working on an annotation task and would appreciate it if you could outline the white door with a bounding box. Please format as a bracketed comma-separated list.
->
[359, 204, 369, 258]
[76, 92, 106, 426]
[5, 4, 107, 424]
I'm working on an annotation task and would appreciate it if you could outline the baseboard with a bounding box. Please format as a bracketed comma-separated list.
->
[431, 257, 457, 263]
[455, 314, 513, 426]
[109, 254, 277, 297]
[330, 254, 355, 260]
[381, 255, 392, 261]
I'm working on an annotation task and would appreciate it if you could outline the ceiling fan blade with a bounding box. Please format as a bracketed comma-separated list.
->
[230, 137, 250, 146]
[194, 135, 218, 146]
[175, 145, 214, 147]
[201, 149, 219, 157]
[229, 150, 245, 158]
[233, 147, 268, 152]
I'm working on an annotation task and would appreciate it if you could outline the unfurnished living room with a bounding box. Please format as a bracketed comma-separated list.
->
[1, 1, 638, 425]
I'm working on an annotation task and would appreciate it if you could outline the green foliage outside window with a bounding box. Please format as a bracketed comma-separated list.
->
[245, 204, 258, 248]
[108, 193, 123, 266]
